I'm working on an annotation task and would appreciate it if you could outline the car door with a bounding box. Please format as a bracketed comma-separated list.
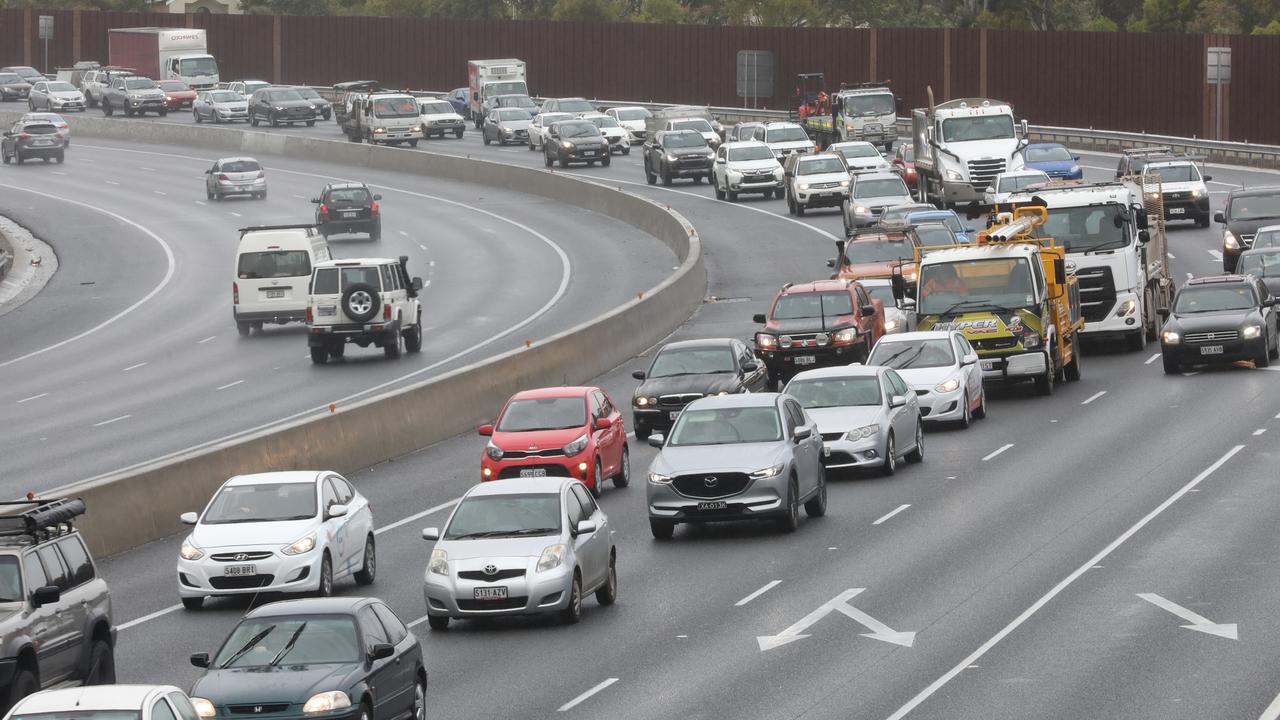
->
[356, 606, 402, 720]
[568, 484, 608, 589]
[785, 399, 821, 491]
[50, 538, 95, 679]
[954, 334, 980, 402]
[330, 474, 371, 567]
[880, 371, 909, 443]
[29, 546, 79, 682]
[887, 369, 919, 440]
[319, 478, 351, 576]
[713, 145, 727, 185]
[371, 603, 419, 713]
[150, 695, 180, 720]
[735, 341, 765, 392]
[20, 551, 66, 681]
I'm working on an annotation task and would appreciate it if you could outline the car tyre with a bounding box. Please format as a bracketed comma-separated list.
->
[645, 164, 656, 185]
[602, 154, 611, 167]
[1162, 354, 1179, 374]
[427, 614, 449, 631]
[306, 120, 316, 127]
[1255, 345, 1270, 368]
[181, 596, 204, 610]
[384, 327, 402, 360]
[803, 470, 827, 518]
[776, 476, 800, 533]
[1196, 214, 1210, 228]
[560, 572, 583, 625]
[544, 152, 553, 168]
[404, 316, 423, 353]
[411, 677, 426, 720]
[728, 189, 738, 202]
[595, 554, 618, 606]
[353, 535, 376, 585]
[9, 669, 38, 707]
[560, 157, 570, 169]
[795, 200, 806, 216]
[959, 392, 972, 428]
[612, 446, 630, 488]
[236, 322, 251, 337]
[713, 177, 725, 200]
[633, 424, 650, 441]
[483, 135, 491, 146]
[590, 458, 604, 498]
[661, 168, 673, 186]
[1, 149, 9, 165]
[973, 389, 987, 419]
[315, 552, 333, 597]
[649, 517, 675, 540]
[194, 110, 202, 123]
[622, 145, 630, 156]
[250, 114, 259, 127]
[905, 419, 925, 463]
[341, 282, 381, 323]
[85, 639, 116, 685]
[881, 432, 897, 476]
[14, 150, 22, 165]
[310, 346, 328, 365]
[455, 128, 464, 139]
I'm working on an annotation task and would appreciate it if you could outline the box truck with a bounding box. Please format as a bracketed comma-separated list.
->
[108, 28, 219, 90]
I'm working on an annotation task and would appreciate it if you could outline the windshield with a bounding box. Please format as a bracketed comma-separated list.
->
[1229, 195, 1280, 221]
[846, 239, 916, 265]
[799, 157, 847, 175]
[766, 127, 808, 143]
[669, 406, 782, 446]
[915, 224, 957, 247]
[901, 146, 915, 161]
[918, 258, 1037, 315]
[1174, 284, 1258, 313]
[202, 482, 316, 524]
[588, 116, 620, 129]
[497, 95, 537, 109]
[214, 616, 359, 668]
[487, 81, 528, 97]
[772, 291, 853, 319]
[1152, 164, 1201, 183]
[869, 338, 956, 369]
[420, 100, 453, 115]
[664, 132, 706, 149]
[372, 97, 418, 117]
[844, 93, 894, 116]
[910, 213, 963, 233]
[648, 348, 735, 378]
[158, 81, 190, 92]
[538, 113, 570, 126]
[124, 78, 155, 90]
[46, 82, 77, 92]
[238, 251, 310, 280]
[786, 376, 881, 408]
[268, 89, 303, 102]
[221, 160, 261, 173]
[244, 82, 269, 93]
[728, 146, 774, 162]
[998, 172, 1049, 192]
[294, 88, 321, 99]
[615, 108, 650, 121]
[554, 98, 594, 113]
[1026, 146, 1072, 163]
[1237, 252, 1280, 278]
[863, 284, 896, 304]
[1038, 206, 1130, 253]
[444, 493, 562, 540]
[855, 178, 909, 199]
[496, 108, 531, 121]
[0, 556, 20, 603]
[179, 57, 218, 76]
[941, 115, 1015, 142]
[208, 90, 241, 103]
[497, 397, 586, 432]
[559, 122, 599, 139]
[834, 144, 879, 159]
[673, 119, 713, 133]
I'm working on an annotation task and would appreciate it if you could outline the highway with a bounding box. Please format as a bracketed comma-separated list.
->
[6, 112, 1280, 719]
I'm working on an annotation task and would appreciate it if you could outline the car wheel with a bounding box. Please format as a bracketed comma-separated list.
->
[181, 596, 204, 610]
[353, 535, 376, 585]
[645, 163, 656, 185]
[250, 114, 259, 127]
[1196, 214, 1210, 228]
[404, 315, 423, 353]
[103, 101, 113, 116]
[959, 392, 972, 428]
[427, 614, 450, 631]
[1255, 344, 1270, 368]
[9, 669, 38, 707]
[85, 639, 116, 685]
[661, 168, 673, 186]
[528, 140, 536, 151]
[342, 283, 381, 323]
[622, 145, 630, 156]
[158, 108, 167, 117]
[882, 432, 897, 476]
[649, 517, 675, 540]
[795, 200, 806, 216]
[310, 346, 328, 365]
[544, 152, 553, 167]
[803, 469, 827, 518]
[973, 388, 988, 419]
[27, 100, 35, 111]
[236, 322, 251, 337]
[14, 150, 22, 165]
[787, 192, 796, 215]
[1, 149, 9, 165]
[602, 154, 611, 167]
[194, 110, 202, 123]
[776, 476, 800, 533]
[483, 134, 491, 146]
[905, 419, 925, 463]
[411, 677, 426, 720]
[306, 120, 316, 127]
[612, 446, 630, 488]
[590, 457, 604, 498]
[1162, 354, 1180, 374]
[455, 128, 464, 138]
[714, 177, 725, 200]
[595, 553, 618, 606]
[560, 157, 570, 169]
[728, 189, 738, 202]
[560, 572, 583, 625]
[384, 327, 402, 360]
[315, 553, 333, 597]
[1270, 331, 1279, 360]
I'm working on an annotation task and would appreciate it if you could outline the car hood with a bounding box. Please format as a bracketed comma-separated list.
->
[848, 159, 890, 171]
[50, 90, 84, 99]
[841, 261, 913, 279]
[668, 146, 711, 157]
[435, 535, 559, 562]
[798, 172, 850, 185]
[0, 82, 32, 90]
[270, 99, 314, 109]
[499, 119, 531, 130]
[214, 101, 248, 110]
[126, 88, 165, 97]
[165, 90, 198, 98]
[192, 664, 356, 705]
[564, 136, 606, 146]
[637, 373, 739, 398]
[1161, 180, 1205, 192]
[727, 159, 780, 172]
[771, 141, 812, 153]
[652, 442, 785, 475]
[1168, 310, 1255, 332]
[805, 406, 882, 434]
[893, 365, 957, 389]
[422, 112, 462, 121]
[192, 518, 316, 550]
[491, 426, 586, 451]
[1025, 159, 1077, 175]
[1226, 218, 1280, 237]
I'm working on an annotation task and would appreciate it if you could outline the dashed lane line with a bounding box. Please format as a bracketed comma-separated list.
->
[1081, 391, 1107, 405]
[873, 504, 912, 526]
[92, 414, 132, 427]
[735, 580, 782, 607]
[16, 393, 47, 404]
[558, 678, 619, 713]
[982, 443, 1014, 462]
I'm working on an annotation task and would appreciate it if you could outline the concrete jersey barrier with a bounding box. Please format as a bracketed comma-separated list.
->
[6, 111, 704, 557]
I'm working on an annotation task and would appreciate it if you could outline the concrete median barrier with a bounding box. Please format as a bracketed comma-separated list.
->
[6, 111, 704, 556]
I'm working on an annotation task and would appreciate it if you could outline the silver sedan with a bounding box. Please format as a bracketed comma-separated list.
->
[193, 89, 249, 123]
[28, 80, 86, 112]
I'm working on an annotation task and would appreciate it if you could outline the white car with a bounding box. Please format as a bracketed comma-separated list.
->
[421, 476, 617, 629]
[605, 105, 651, 143]
[28, 80, 86, 112]
[1146, 158, 1212, 226]
[785, 152, 852, 216]
[226, 79, 270, 102]
[983, 169, 1050, 207]
[527, 111, 572, 151]
[711, 140, 784, 201]
[829, 141, 891, 174]
[581, 112, 631, 154]
[868, 331, 986, 427]
[176, 471, 376, 609]
[7, 686, 202, 720]
[417, 97, 466, 139]
[753, 121, 813, 159]
[860, 278, 914, 334]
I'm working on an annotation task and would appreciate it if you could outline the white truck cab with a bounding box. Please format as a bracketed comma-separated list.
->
[913, 95, 1029, 208]
[467, 58, 528, 127]
[342, 92, 424, 146]
[233, 224, 331, 336]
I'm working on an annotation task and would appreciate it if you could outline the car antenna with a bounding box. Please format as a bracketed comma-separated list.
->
[820, 290, 828, 331]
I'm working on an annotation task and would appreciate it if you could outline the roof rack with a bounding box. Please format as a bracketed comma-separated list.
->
[238, 224, 316, 236]
[0, 497, 86, 542]
[839, 81, 892, 91]
[1121, 146, 1173, 157]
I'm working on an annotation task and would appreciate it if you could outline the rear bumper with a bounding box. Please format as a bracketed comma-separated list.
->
[318, 218, 378, 235]
[308, 323, 397, 347]
[16, 144, 64, 157]
[234, 309, 306, 324]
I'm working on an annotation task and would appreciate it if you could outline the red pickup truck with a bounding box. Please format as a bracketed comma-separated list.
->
[752, 278, 886, 387]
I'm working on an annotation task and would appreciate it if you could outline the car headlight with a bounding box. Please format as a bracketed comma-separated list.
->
[1190, 188, 1204, 199]
[373, 127, 386, 134]
[945, 169, 964, 181]
[833, 328, 858, 344]
[1115, 298, 1138, 317]
[191, 698, 216, 719]
[282, 533, 316, 556]
[774, 169, 785, 179]
[429, 548, 448, 575]
[845, 424, 878, 440]
[1243, 324, 1263, 339]
[648, 472, 672, 484]
[180, 539, 203, 561]
[1022, 331, 1042, 349]
[756, 333, 778, 349]
[485, 441, 504, 461]
[302, 691, 351, 714]
[799, 183, 811, 191]
[884, 318, 901, 332]
[562, 433, 589, 457]
[706, 150, 716, 158]
[1069, 165, 1081, 175]
[935, 377, 961, 393]
[1162, 330, 1180, 344]
[274, 106, 284, 111]
[708, 390, 730, 397]
[749, 463, 784, 479]
[635, 396, 658, 407]
[666, 153, 678, 162]
[536, 544, 566, 573]
[839, 179, 850, 188]
[562, 141, 573, 149]
[1223, 231, 1239, 250]
[854, 205, 869, 215]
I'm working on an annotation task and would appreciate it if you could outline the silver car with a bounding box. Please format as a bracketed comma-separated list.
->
[645, 393, 826, 539]
[193, 89, 249, 123]
[205, 156, 266, 200]
[784, 365, 923, 476]
[28, 80, 86, 112]
[843, 172, 916, 233]
[869, 330, 987, 427]
[421, 476, 616, 629]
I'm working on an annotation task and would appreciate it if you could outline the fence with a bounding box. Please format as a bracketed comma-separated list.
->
[3, 8, 1279, 143]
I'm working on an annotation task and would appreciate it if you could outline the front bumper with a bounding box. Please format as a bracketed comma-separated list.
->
[794, 188, 847, 207]
[978, 351, 1048, 380]
[426, 120, 465, 134]
[165, 97, 194, 109]
[127, 98, 166, 112]
[759, 344, 865, 376]
[726, 173, 783, 193]
[939, 181, 985, 204]
[177, 546, 323, 598]
[819, 434, 884, 469]
[370, 127, 421, 141]
[669, 161, 712, 177]
[1163, 338, 1266, 364]
[424, 559, 573, 618]
[52, 99, 85, 110]
[555, 146, 609, 163]
[912, 386, 965, 422]
[480, 453, 595, 484]
[1163, 196, 1210, 220]
[647, 481, 785, 523]
[1080, 292, 1143, 337]
[848, 128, 896, 145]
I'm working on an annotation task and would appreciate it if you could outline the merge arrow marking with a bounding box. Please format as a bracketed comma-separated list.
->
[756, 588, 916, 651]
[1137, 593, 1238, 640]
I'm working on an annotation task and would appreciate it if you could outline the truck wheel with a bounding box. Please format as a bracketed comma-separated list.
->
[306, 120, 316, 127]
[1035, 350, 1055, 396]
[250, 114, 259, 127]
[9, 669, 38, 706]
[158, 108, 167, 117]
[404, 317, 423, 353]
[1064, 335, 1083, 381]
[310, 347, 328, 365]
[1127, 327, 1146, 352]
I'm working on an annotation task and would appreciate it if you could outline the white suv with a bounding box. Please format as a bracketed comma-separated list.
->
[784, 152, 852, 216]
[751, 121, 813, 159]
[306, 256, 423, 364]
[711, 141, 784, 201]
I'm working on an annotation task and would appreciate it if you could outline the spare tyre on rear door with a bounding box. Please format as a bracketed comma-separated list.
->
[306, 257, 425, 363]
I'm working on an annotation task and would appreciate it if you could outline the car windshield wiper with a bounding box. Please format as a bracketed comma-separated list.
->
[503, 528, 559, 536]
[220, 625, 276, 668]
[896, 346, 929, 368]
[932, 298, 999, 316]
[269, 622, 307, 667]
[449, 530, 520, 539]
[874, 345, 918, 368]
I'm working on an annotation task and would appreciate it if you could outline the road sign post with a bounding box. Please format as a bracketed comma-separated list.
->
[1206, 47, 1231, 141]
[38, 15, 53, 75]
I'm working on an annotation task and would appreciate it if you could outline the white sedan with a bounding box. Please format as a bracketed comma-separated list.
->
[868, 330, 987, 427]
[829, 141, 891, 174]
[581, 112, 631, 154]
[176, 470, 375, 609]
[604, 105, 651, 143]
[527, 111, 573, 151]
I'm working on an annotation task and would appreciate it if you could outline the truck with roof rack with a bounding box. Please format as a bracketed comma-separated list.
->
[793, 74, 900, 152]
[911, 87, 1030, 209]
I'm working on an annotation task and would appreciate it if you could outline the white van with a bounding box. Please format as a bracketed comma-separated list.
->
[233, 224, 331, 336]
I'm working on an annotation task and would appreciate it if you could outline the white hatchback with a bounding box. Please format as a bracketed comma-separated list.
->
[605, 105, 651, 143]
[868, 330, 987, 427]
[177, 471, 376, 610]
[829, 141, 891, 174]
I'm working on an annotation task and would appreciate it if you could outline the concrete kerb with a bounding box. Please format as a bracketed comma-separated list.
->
[23, 112, 704, 556]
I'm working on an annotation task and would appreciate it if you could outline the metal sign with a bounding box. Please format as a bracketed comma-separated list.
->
[1207, 46, 1231, 83]
[38, 15, 53, 40]
[736, 50, 775, 102]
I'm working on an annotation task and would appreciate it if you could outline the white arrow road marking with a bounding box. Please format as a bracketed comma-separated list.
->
[1260, 686, 1280, 720]
[756, 588, 916, 651]
[1137, 593, 1238, 640]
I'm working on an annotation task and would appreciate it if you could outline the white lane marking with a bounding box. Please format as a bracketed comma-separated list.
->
[194, 200, 206, 206]
[558, 678, 619, 712]
[1136, 593, 1238, 640]
[104, 180, 119, 185]
[735, 580, 782, 607]
[419, 244, 427, 251]
[197, 335, 216, 344]
[1080, 165, 1112, 172]
[0, 187, 177, 370]
[1081, 391, 1107, 405]
[1260, 686, 1280, 720]
[374, 498, 460, 536]
[1253, 428, 1266, 436]
[882, 445, 1244, 720]
[398, 230, 408, 236]
[16, 393, 48, 404]
[1145, 353, 1161, 365]
[1208, 180, 1242, 188]
[873, 504, 911, 526]
[1275, 411, 1280, 419]
[216, 380, 244, 391]
[51, 171, 66, 176]
[292, 194, 306, 199]
[93, 414, 132, 427]
[1208, 249, 1223, 260]
[405, 614, 431, 629]
[118, 603, 182, 630]
[153, 190, 167, 195]
[123, 362, 147, 372]
[1167, 252, 1176, 259]
[982, 443, 1014, 461]
[140, 167, 155, 172]
[227, 211, 241, 217]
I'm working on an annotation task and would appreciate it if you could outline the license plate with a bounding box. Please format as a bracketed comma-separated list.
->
[473, 586, 508, 600]
[224, 564, 256, 576]
[31, 140, 50, 146]
[519, 468, 547, 478]
[1170, 207, 1186, 215]
[795, 355, 816, 365]
[697, 501, 727, 511]
[981, 360, 996, 371]
[318, 306, 336, 316]
[1200, 345, 1223, 355]
[343, 211, 358, 218]
[669, 411, 680, 421]
[266, 289, 285, 299]
[584, 151, 597, 156]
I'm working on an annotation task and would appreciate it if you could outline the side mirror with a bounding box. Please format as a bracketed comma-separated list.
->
[899, 297, 917, 311]
[412, 277, 424, 291]
[890, 274, 906, 300]
[1204, 175, 1213, 182]
[889, 395, 908, 408]
[631, 370, 646, 380]
[190, 653, 211, 669]
[373, 194, 382, 201]
[1264, 296, 1276, 308]
[793, 427, 812, 442]
[752, 313, 767, 324]
[961, 353, 978, 366]
[326, 503, 348, 519]
[31, 585, 60, 608]
[1136, 211, 1149, 230]
[575, 520, 597, 535]
[1214, 212, 1226, 224]
[647, 433, 665, 448]
[204, 168, 212, 174]
[368, 643, 395, 662]
[1019, 119, 1029, 137]
[1073, 155, 1081, 162]
[180, 512, 198, 525]
[310, 197, 321, 204]
[594, 416, 613, 430]
[826, 259, 836, 269]
[985, 186, 994, 193]
[1157, 307, 1170, 319]
[478, 424, 494, 436]
[1138, 230, 1151, 244]
[421, 527, 440, 541]
[742, 361, 759, 372]
[859, 303, 876, 317]
[1053, 257, 1066, 284]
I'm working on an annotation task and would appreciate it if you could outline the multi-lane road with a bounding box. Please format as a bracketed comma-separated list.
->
[4, 111, 1280, 719]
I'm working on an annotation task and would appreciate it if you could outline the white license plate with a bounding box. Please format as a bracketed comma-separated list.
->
[473, 586, 508, 600]
[224, 564, 256, 576]
[519, 468, 547, 478]
[697, 501, 728, 511]
[318, 306, 336, 316]
[795, 355, 817, 365]
[343, 211, 359, 218]
[1170, 207, 1185, 215]
[981, 360, 996, 371]
[31, 140, 50, 146]
[266, 289, 285, 299]
[669, 411, 680, 421]
[1200, 345, 1224, 355]
[584, 151, 597, 156]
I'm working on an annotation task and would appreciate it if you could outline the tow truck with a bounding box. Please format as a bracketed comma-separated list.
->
[792, 73, 900, 152]
[897, 206, 1084, 395]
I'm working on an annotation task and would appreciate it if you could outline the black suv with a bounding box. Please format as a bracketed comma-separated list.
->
[1, 119, 67, 165]
[643, 129, 713, 186]
[630, 338, 768, 440]
[249, 87, 318, 128]
[1214, 186, 1280, 272]
[0, 498, 115, 712]
[313, 183, 382, 240]
[543, 119, 610, 168]
[1159, 274, 1278, 373]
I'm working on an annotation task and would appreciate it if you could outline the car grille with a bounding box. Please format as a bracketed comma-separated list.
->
[210, 551, 274, 562]
[496, 463, 565, 479]
[286, 107, 310, 116]
[914, 389, 929, 396]
[677, 156, 707, 167]
[778, 332, 830, 349]
[209, 574, 275, 590]
[1240, 234, 1255, 247]
[513, 130, 528, 138]
[1074, 266, 1118, 323]
[744, 169, 774, 178]
[500, 448, 566, 460]
[658, 393, 703, 407]
[1164, 191, 1194, 202]
[457, 597, 528, 611]
[671, 472, 751, 500]
[820, 431, 845, 442]
[228, 705, 290, 715]
[821, 451, 856, 466]
[458, 569, 526, 582]
[808, 181, 842, 190]
[972, 336, 1019, 351]
[920, 406, 933, 417]
[967, 159, 1006, 190]
[1184, 330, 1239, 344]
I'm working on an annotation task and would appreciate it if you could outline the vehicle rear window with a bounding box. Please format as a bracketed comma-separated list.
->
[21, 124, 58, 135]
[340, 266, 382, 291]
[239, 251, 311, 279]
[14, 711, 142, 720]
[327, 188, 371, 204]
[312, 268, 338, 294]
[855, 178, 910, 198]
[221, 160, 261, 173]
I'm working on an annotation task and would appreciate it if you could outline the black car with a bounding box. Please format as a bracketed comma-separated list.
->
[542, 119, 610, 168]
[1214, 186, 1280, 272]
[643, 129, 713, 186]
[189, 597, 425, 720]
[314, 183, 382, 240]
[250, 87, 319, 128]
[293, 86, 332, 121]
[1159, 275, 1278, 373]
[630, 338, 768, 440]
[1237, 247, 1280, 297]
[1, 119, 66, 165]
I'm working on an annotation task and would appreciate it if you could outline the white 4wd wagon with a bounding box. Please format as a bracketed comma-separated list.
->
[307, 256, 423, 364]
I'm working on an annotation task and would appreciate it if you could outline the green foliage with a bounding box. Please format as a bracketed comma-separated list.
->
[1086, 15, 1119, 29]
[551, 0, 623, 21]
[636, 0, 686, 22]
[1254, 17, 1280, 32]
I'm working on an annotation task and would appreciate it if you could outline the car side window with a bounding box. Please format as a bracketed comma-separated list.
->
[888, 370, 910, 396]
[36, 546, 69, 591]
[570, 483, 598, 517]
[378, 265, 393, 291]
[22, 553, 46, 595]
[151, 699, 179, 720]
[785, 400, 807, 428]
[321, 479, 339, 511]
[329, 475, 355, 504]
[566, 489, 587, 526]
[168, 694, 200, 720]
[953, 335, 968, 360]
[56, 536, 94, 587]
[357, 606, 390, 651]
[855, 286, 871, 309]
[372, 603, 408, 644]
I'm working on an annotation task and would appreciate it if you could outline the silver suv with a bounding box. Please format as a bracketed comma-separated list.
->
[0, 498, 115, 712]
[645, 393, 826, 539]
[306, 256, 424, 363]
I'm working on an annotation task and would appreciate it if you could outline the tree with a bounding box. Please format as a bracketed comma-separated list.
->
[1254, 18, 1280, 32]
[551, 0, 623, 21]
[636, 0, 686, 23]
[1187, 0, 1241, 32]
[1127, 0, 1200, 31]
[1086, 15, 1119, 29]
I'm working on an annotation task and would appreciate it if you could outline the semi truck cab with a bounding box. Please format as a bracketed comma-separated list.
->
[913, 95, 1028, 208]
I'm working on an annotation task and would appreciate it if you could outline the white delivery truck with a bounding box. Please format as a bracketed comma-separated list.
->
[912, 87, 1029, 209]
[467, 58, 527, 127]
[108, 27, 219, 90]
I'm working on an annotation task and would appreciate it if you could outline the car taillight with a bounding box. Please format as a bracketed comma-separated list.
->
[370, 201, 380, 217]
[383, 304, 391, 320]
[232, 282, 239, 304]
[18, 133, 30, 140]
[306, 306, 313, 323]
[318, 203, 329, 219]
[217, 174, 230, 181]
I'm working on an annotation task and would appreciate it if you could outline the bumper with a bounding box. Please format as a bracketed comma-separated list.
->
[556, 148, 609, 164]
[795, 189, 846, 207]
[1080, 292, 1143, 337]
[52, 100, 85, 111]
[1163, 197, 1210, 220]
[424, 561, 574, 618]
[177, 549, 324, 598]
[819, 435, 884, 469]
[498, 130, 528, 144]
[913, 387, 965, 422]
[234, 308, 306, 324]
[16, 144, 63, 158]
[849, 129, 896, 145]
[1163, 339, 1265, 364]
[318, 218, 377, 235]
[759, 344, 865, 376]
[670, 163, 712, 177]
[979, 351, 1048, 380]
[940, 181, 985, 204]
[308, 322, 396, 346]
[480, 454, 596, 485]
[632, 407, 686, 433]
[215, 179, 266, 196]
[215, 109, 248, 121]
[371, 128, 423, 141]
[128, 100, 166, 112]
[727, 175, 783, 193]
[165, 98, 194, 109]
[647, 484, 785, 523]
[426, 122, 465, 134]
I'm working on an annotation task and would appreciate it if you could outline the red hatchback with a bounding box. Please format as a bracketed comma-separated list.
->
[158, 80, 197, 109]
[479, 386, 630, 496]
